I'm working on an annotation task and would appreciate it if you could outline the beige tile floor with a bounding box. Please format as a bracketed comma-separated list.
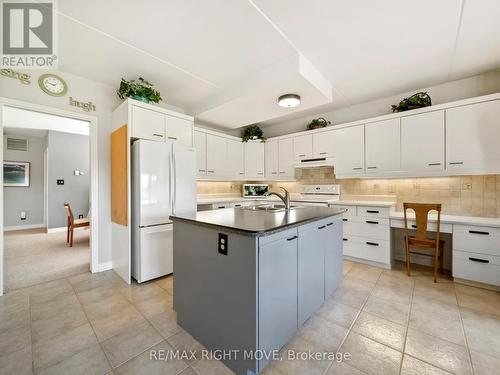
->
[1, 261, 500, 375]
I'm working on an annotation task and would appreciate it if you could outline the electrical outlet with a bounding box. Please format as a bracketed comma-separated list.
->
[218, 233, 228, 255]
[20, 211, 26, 220]
[78, 214, 84, 219]
[57, 179, 64, 185]
[462, 183, 472, 190]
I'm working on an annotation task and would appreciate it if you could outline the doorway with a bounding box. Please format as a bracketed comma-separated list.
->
[0, 99, 99, 295]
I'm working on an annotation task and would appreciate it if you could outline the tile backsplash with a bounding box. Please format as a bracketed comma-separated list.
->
[197, 169, 500, 218]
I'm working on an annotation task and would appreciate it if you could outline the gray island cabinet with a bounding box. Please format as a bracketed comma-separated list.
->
[170, 206, 344, 375]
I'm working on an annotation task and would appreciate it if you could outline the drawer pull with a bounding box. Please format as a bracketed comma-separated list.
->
[428, 163, 441, 166]
[411, 224, 417, 229]
[153, 133, 164, 137]
[208, 170, 215, 173]
[366, 210, 380, 214]
[198, 169, 206, 172]
[366, 220, 379, 224]
[468, 257, 489, 264]
[217, 206, 225, 209]
[449, 161, 463, 165]
[239, 172, 245, 175]
[469, 230, 490, 235]
[234, 204, 241, 207]
[298, 154, 306, 157]
[279, 171, 286, 174]
[367, 166, 377, 169]
[257, 172, 263, 175]
[318, 225, 326, 230]
[342, 218, 348, 222]
[366, 242, 379, 246]
[271, 172, 278, 175]
[319, 152, 328, 155]
[287, 235, 298, 241]
[353, 167, 363, 170]
[167, 136, 177, 140]
[343, 238, 348, 241]
[326, 222, 333, 226]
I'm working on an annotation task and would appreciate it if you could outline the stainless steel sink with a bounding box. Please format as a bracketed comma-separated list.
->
[239, 204, 298, 212]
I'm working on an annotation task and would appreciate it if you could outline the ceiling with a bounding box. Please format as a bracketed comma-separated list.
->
[56, 0, 500, 129]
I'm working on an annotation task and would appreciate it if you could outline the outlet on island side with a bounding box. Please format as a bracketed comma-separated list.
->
[218, 233, 228, 255]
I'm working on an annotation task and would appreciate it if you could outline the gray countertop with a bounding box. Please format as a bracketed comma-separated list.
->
[170, 206, 346, 236]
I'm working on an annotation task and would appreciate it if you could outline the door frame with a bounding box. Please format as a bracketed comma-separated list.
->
[0, 97, 99, 296]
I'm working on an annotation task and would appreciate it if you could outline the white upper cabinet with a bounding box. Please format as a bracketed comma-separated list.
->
[446, 100, 500, 172]
[333, 126, 365, 175]
[293, 134, 313, 160]
[365, 118, 401, 174]
[206, 134, 227, 178]
[166, 115, 193, 146]
[245, 141, 265, 179]
[313, 130, 335, 158]
[194, 130, 207, 177]
[278, 138, 295, 178]
[131, 106, 165, 141]
[401, 111, 444, 172]
[265, 140, 279, 178]
[227, 139, 245, 178]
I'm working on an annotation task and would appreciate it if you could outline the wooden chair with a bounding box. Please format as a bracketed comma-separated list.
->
[403, 203, 444, 283]
[64, 202, 90, 247]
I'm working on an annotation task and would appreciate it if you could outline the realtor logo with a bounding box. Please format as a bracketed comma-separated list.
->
[1, 0, 58, 68]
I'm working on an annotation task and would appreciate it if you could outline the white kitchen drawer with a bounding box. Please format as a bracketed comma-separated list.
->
[453, 225, 500, 256]
[332, 205, 356, 218]
[453, 250, 500, 286]
[212, 203, 230, 209]
[343, 217, 390, 241]
[357, 206, 390, 218]
[342, 235, 390, 264]
[390, 218, 453, 234]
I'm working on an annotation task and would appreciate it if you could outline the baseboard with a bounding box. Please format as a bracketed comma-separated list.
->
[97, 261, 112, 272]
[4, 223, 45, 232]
[46, 227, 67, 233]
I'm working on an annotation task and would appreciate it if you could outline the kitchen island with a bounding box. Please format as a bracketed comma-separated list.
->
[170, 205, 345, 375]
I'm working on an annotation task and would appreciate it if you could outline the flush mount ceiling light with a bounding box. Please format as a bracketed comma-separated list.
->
[278, 94, 301, 108]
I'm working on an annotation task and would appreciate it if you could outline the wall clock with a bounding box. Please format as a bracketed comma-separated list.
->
[38, 73, 68, 97]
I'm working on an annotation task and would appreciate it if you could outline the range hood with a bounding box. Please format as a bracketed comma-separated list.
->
[294, 156, 335, 168]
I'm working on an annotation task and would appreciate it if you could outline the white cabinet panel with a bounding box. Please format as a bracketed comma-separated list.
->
[446, 100, 500, 172]
[245, 142, 265, 179]
[194, 131, 207, 177]
[401, 111, 444, 172]
[166, 115, 193, 146]
[278, 138, 295, 178]
[227, 139, 245, 178]
[206, 134, 227, 178]
[131, 106, 165, 141]
[333, 126, 365, 175]
[365, 118, 400, 174]
[293, 134, 313, 160]
[313, 130, 334, 158]
[265, 140, 279, 179]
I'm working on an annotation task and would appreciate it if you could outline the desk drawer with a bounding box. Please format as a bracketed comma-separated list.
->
[357, 206, 390, 218]
[342, 235, 390, 264]
[453, 250, 500, 286]
[453, 225, 500, 256]
[343, 217, 389, 241]
[390, 219, 453, 234]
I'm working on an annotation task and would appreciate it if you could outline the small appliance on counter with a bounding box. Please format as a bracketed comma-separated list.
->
[131, 139, 196, 283]
[242, 183, 269, 198]
[297, 184, 341, 206]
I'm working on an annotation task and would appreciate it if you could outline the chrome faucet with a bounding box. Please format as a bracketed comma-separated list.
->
[265, 187, 291, 210]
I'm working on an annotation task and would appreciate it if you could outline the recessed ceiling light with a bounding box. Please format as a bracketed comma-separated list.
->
[278, 94, 301, 108]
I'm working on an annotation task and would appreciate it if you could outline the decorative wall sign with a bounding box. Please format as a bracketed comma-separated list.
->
[0, 68, 31, 84]
[38, 73, 68, 97]
[69, 97, 96, 112]
[4, 161, 30, 187]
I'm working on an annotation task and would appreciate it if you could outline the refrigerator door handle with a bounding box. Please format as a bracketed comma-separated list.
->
[172, 145, 177, 215]
[169, 148, 173, 214]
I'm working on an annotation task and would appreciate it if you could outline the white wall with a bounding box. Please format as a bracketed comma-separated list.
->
[259, 71, 500, 137]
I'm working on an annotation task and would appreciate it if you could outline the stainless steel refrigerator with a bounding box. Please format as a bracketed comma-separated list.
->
[131, 139, 196, 283]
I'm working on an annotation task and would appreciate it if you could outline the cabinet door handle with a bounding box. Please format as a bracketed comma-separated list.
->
[167, 136, 177, 140]
[286, 235, 298, 241]
[217, 206, 225, 209]
[234, 204, 241, 207]
[279, 171, 286, 174]
[257, 172, 263, 175]
[239, 172, 245, 175]
[367, 166, 377, 169]
[153, 133, 163, 137]
[366, 242, 379, 246]
[428, 163, 441, 166]
[298, 154, 306, 157]
[343, 238, 348, 241]
[198, 169, 206, 172]
[342, 218, 348, 222]
[366, 220, 379, 224]
[207, 170, 215, 173]
[469, 230, 490, 235]
[318, 225, 326, 229]
[353, 167, 363, 170]
[271, 172, 278, 175]
[319, 152, 327, 155]
[366, 210, 379, 214]
[449, 161, 463, 165]
[326, 222, 333, 226]
[468, 257, 489, 264]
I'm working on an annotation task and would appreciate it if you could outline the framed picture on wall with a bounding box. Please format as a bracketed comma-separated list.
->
[3, 161, 30, 187]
